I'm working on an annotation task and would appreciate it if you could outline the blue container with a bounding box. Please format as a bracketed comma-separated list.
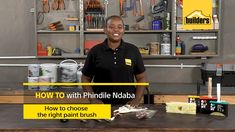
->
[152, 20, 162, 30]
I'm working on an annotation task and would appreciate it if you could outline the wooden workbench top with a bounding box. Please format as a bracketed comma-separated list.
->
[0, 104, 234, 131]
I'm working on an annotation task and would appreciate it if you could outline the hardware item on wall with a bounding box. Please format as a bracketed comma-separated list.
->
[176, 0, 183, 8]
[152, 20, 162, 30]
[213, 14, 219, 29]
[84, 0, 105, 30]
[152, 0, 168, 14]
[160, 33, 171, 55]
[119, 0, 145, 22]
[37, 12, 45, 25]
[192, 36, 217, 40]
[151, 0, 170, 30]
[48, 21, 64, 31]
[52, 0, 65, 10]
[139, 47, 149, 55]
[191, 44, 208, 53]
[149, 42, 160, 55]
[42, 0, 50, 13]
[37, 42, 48, 56]
[175, 35, 186, 55]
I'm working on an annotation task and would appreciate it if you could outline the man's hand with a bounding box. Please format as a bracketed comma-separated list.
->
[127, 98, 141, 107]
[90, 98, 104, 104]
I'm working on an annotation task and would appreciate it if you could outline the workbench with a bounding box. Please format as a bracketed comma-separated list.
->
[0, 104, 234, 131]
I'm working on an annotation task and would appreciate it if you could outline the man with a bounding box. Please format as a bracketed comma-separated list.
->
[81, 15, 147, 106]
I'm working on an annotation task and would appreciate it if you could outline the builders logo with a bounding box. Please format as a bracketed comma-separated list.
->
[183, 0, 212, 30]
[185, 10, 211, 25]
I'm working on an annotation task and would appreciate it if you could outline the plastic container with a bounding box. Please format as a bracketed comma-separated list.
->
[160, 43, 170, 55]
[40, 63, 58, 82]
[28, 64, 40, 77]
[213, 14, 219, 29]
[28, 77, 39, 90]
[60, 59, 78, 83]
[38, 76, 51, 91]
[68, 24, 76, 31]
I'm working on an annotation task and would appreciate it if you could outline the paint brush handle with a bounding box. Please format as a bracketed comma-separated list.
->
[208, 77, 212, 98]
[217, 83, 221, 102]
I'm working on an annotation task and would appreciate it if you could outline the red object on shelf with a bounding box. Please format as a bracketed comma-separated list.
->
[37, 42, 43, 51]
[37, 50, 48, 56]
[84, 40, 103, 54]
[37, 42, 48, 56]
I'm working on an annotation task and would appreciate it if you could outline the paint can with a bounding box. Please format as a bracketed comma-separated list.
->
[40, 63, 58, 82]
[28, 77, 39, 90]
[38, 76, 51, 91]
[28, 64, 40, 77]
[160, 43, 171, 55]
[152, 20, 162, 30]
[149, 42, 160, 55]
[59, 59, 78, 83]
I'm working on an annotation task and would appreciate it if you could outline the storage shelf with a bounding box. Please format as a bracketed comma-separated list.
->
[174, 54, 219, 58]
[84, 30, 172, 34]
[37, 56, 86, 59]
[176, 30, 219, 33]
[142, 54, 218, 59]
[37, 30, 80, 34]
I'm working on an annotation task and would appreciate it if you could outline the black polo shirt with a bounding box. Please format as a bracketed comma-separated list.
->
[82, 39, 145, 104]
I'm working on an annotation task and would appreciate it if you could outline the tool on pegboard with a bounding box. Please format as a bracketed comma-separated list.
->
[42, 0, 50, 13]
[152, 0, 168, 14]
[85, 0, 105, 30]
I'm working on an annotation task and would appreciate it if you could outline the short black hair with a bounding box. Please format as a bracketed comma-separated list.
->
[104, 15, 124, 27]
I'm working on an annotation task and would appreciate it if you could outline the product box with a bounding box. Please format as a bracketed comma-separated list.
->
[199, 96, 217, 114]
[210, 101, 229, 116]
[201, 63, 235, 87]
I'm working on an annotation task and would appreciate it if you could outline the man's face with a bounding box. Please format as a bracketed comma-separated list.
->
[104, 18, 124, 43]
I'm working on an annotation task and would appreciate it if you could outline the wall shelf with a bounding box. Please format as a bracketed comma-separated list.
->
[37, 30, 80, 34]
[35, 0, 221, 59]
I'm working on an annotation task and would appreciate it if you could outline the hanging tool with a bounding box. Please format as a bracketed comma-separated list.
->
[139, 0, 144, 16]
[103, 0, 108, 18]
[52, 0, 65, 10]
[136, 0, 145, 22]
[177, 0, 183, 8]
[42, 0, 50, 13]
[152, 0, 168, 14]
[123, 0, 127, 17]
[58, 0, 65, 10]
[120, 0, 124, 16]
[52, 0, 59, 10]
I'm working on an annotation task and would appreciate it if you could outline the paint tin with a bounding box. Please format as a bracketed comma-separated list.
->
[160, 43, 170, 55]
[28, 77, 39, 90]
[28, 64, 40, 77]
[38, 76, 51, 91]
[40, 63, 58, 82]
[59, 59, 78, 83]
[152, 20, 162, 30]
[149, 42, 160, 55]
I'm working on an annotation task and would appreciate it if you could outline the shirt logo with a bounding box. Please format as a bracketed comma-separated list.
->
[125, 59, 132, 66]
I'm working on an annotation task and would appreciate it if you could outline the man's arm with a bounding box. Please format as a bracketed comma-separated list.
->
[81, 74, 103, 104]
[128, 71, 147, 106]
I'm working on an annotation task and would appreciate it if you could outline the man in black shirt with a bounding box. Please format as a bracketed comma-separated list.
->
[82, 15, 147, 106]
